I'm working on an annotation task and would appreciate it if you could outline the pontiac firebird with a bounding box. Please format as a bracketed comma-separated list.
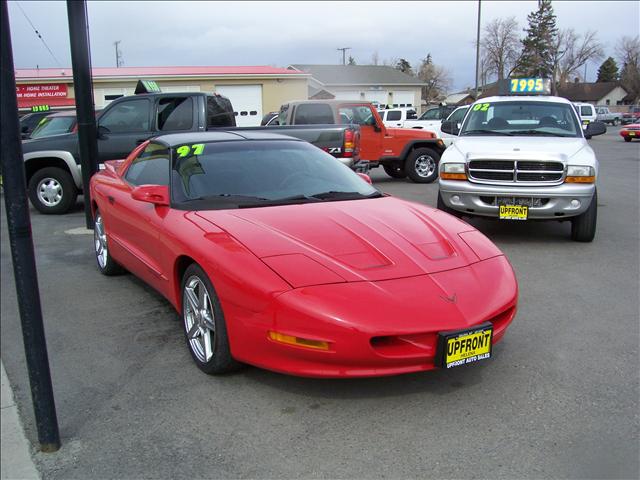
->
[89, 131, 518, 378]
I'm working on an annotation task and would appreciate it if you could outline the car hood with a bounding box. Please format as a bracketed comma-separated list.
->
[451, 136, 587, 162]
[385, 126, 436, 139]
[192, 197, 501, 288]
[21, 132, 77, 153]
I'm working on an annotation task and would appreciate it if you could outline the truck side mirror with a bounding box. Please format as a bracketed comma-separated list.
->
[97, 125, 110, 139]
[441, 120, 460, 136]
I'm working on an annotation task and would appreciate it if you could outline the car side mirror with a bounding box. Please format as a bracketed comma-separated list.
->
[97, 125, 110, 139]
[584, 121, 606, 139]
[373, 122, 382, 132]
[131, 185, 169, 206]
[357, 172, 372, 184]
[441, 120, 460, 136]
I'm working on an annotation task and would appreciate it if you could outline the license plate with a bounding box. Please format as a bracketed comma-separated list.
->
[582, 120, 590, 125]
[629, 132, 636, 136]
[437, 323, 493, 369]
[499, 205, 528, 220]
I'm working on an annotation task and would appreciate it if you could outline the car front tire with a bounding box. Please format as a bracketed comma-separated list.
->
[571, 190, 597, 242]
[405, 147, 440, 183]
[181, 264, 240, 375]
[93, 210, 124, 275]
[28, 167, 78, 214]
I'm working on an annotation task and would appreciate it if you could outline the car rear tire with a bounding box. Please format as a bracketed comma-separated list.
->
[383, 163, 407, 179]
[181, 264, 241, 375]
[571, 191, 597, 242]
[94, 210, 125, 275]
[405, 148, 440, 183]
[624, 137, 632, 142]
[437, 191, 462, 218]
[28, 167, 78, 214]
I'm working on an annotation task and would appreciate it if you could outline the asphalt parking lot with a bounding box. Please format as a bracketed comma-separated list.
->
[1, 128, 638, 479]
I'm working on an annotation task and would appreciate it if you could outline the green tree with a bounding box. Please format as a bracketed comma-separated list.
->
[516, 0, 558, 80]
[348, 55, 357, 66]
[395, 58, 413, 75]
[597, 57, 619, 82]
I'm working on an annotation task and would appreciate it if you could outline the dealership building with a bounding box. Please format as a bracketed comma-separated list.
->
[15, 66, 310, 126]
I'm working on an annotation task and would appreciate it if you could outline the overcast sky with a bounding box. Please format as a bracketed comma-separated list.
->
[7, 1, 640, 91]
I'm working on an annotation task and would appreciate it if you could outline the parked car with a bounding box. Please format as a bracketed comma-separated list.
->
[421, 106, 469, 148]
[377, 107, 418, 128]
[595, 106, 622, 125]
[275, 100, 445, 182]
[90, 131, 518, 377]
[22, 92, 361, 214]
[439, 94, 606, 242]
[619, 123, 640, 142]
[403, 105, 458, 130]
[621, 105, 640, 125]
[573, 102, 597, 129]
[260, 111, 279, 126]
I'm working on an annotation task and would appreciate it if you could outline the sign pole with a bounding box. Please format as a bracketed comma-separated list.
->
[0, 0, 61, 452]
[67, 0, 98, 230]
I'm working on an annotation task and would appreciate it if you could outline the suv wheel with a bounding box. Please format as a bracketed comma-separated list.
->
[571, 191, 597, 242]
[28, 167, 78, 214]
[405, 148, 440, 183]
[383, 163, 407, 179]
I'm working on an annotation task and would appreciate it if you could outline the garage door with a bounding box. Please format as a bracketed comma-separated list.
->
[215, 85, 262, 127]
[365, 91, 388, 106]
[391, 90, 415, 107]
[333, 90, 362, 101]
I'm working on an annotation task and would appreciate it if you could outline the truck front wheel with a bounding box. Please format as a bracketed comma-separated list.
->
[571, 191, 597, 242]
[28, 167, 78, 214]
[406, 147, 440, 183]
[383, 163, 407, 179]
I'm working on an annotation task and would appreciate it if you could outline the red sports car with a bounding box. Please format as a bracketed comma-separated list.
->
[620, 123, 640, 142]
[90, 131, 518, 377]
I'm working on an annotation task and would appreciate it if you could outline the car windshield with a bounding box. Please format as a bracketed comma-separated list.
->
[460, 101, 582, 138]
[418, 108, 441, 120]
[30, 116, 75, 138]
[171, 140, 381, 210]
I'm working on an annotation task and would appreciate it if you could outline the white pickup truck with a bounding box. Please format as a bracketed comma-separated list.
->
[377, 107, 418, 128]
[438, 95, 606, 242]
[595, 106, 622, 125]
[420, 106, 469, 148]
[402, 105, 457, 130]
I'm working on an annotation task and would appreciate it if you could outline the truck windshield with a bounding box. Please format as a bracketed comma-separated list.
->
[171, 140, 380, 210]
[460, 101, 582, 138]
[30, 116, 75, 138]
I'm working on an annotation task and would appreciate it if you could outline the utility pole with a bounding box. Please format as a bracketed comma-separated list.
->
[474, 0, 482, 99]
[337, 47, 351, 65]
[1, 0, 60, 453]
[114, 40, 122, 67]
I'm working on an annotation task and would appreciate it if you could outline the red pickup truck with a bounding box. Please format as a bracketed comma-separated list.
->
[275, 100, 446, 183]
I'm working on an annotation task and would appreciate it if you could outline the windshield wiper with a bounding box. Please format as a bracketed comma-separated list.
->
[461, 129, 514, 136]
[508, 130, 574, 137]
[237, 191, 383, 208]
[308, 190, 383, 200]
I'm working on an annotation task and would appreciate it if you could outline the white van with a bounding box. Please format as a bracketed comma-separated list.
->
[573, 102, 597, 129]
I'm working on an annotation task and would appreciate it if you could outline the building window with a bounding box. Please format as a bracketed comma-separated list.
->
[606, 99, 610, 105]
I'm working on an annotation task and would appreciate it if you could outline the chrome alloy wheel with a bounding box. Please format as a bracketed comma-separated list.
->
[37, 177, 63, 207]
[183, 276, 216, 363]
[414, 154, 436, 178]
[94, 214, 108, 269]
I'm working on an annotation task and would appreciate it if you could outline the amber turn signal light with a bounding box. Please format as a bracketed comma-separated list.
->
[565, 176, 596, 183]
[440, 172, 467, 180]
[268, 331, 330, 350]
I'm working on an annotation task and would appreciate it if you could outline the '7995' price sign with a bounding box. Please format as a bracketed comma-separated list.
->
[509, 78, 550, 94]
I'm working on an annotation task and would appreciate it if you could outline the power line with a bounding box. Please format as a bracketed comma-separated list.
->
[15, 1, 62, 67]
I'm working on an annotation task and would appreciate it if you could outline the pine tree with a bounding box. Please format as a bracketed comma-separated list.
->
[516, 0, 558, 78]
[395, 58, 413, 75]
[597, 57, 619, 82]
[348, 56, 357, 66]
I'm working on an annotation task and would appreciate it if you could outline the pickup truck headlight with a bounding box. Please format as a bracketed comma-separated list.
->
[440, 163, 467, 180]
[565, 165, 596, 183]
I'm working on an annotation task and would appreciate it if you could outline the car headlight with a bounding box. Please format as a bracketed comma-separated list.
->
[440, 163, 467, 180]
[566, 165, 595, 183]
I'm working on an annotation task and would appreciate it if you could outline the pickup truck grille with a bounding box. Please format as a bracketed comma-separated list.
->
[468, 160, 564, 184]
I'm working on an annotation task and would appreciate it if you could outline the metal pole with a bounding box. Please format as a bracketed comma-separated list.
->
[67, 0, 98, 229]
[114, 40, 120, 68]
[0, 0, 60, 453]
[474, 0, 482, 99]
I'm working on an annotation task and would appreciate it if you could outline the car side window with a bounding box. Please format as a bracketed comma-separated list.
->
[99, 99, 150, 133]
[449, 108, 468, 124]
[125, 142, 170, 186]
[420, 108, 440, 120]
[387, 110, 402, 121]
[157, 97, 194, 131]
[338, 106, 376, 126]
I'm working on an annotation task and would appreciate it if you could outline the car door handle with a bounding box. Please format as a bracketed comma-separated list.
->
[107, 195, 115, 205]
